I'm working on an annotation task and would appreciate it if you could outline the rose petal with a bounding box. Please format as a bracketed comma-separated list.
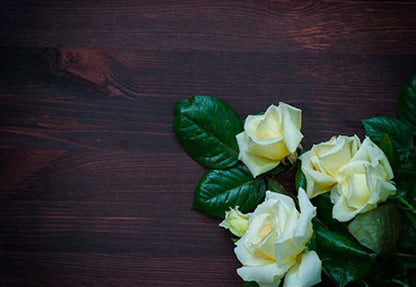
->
[275, 236, 302, 267]
[348, 173, 371, 209]
[255, 105, 282, 139]
[368, 179, 396, 205]
[293, 189, 316, 244]
[318, 135, 360, 176]
[265, 190, 295, 209]
[236, 132, 279, 177]
[235, 198, 283, 265]
[300, 151, 337, 198]
[248, 137, 290, 161]
[235, 235, 274, 266]
[274, 206, 302, 266]
[278, 102, 303, 153]
[331, 186, 369, 222]
[237, 263, 284, 287]
[274, 189, 315, 266]
[283, 251, 322, 287]
[352, 137, 394, 180]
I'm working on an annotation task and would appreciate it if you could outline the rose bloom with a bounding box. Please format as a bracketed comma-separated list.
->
[300, 135, 396, 222]
[236, 103, 303, 177]
[331, 137, 396, 221]
[299, 135, 361, 199]
[233, 189, 321, 287]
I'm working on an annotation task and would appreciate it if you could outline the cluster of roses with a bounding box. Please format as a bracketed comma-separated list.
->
[219, 103, 396, 287]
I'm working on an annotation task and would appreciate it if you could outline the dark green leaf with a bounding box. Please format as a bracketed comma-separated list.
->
[395, 154, 416, 218]
[312, 193, 348, 234]
[173, 96, 243, 169]
[268, 178, 288, 195]
[397, 73, 416, 130]
[399, 254, 416, 286]
[379, 133, 400, 168]
[396, 180, 416, 209]
[405, 212, 416, 231]
[364, 254, 408, 287]
[193, 164, 266, 219]
[362, 116, 413, 162]
[391, 280, 410, 287]
[295, 162, 307, 191]
[364, 280, 409, 287]
[398, 254, 416, 286]
[401, 256, 416, 273]
[395, 153, 416, 182]
[310, 223, 377, 287]
[410, 274, 416, 287]
[398, 212, 416, 253]
[348, 205, 401, 254]
[243, 282, 259, 287]
[315, 271, 340, 287]
[266, 164, 287, 175]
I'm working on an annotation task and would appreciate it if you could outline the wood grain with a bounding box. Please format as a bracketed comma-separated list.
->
[2, 1, 416, 54]
[1, 1, 416, 286]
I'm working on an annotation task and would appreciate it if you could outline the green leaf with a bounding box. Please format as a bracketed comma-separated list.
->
[395, 153, 416, 182]
[364, 254, 408, 287]
[396, 180, 416, 210]
[193, 163, 266, 219]
[268, 178, 288, 195]
[397, 73, 416, 130]
[266, 164, 287, 175]
[315, 271, 341, 287]
[401, 255, 416, 286]
[395, 154, 416, 217]
[405, 212, 416, 231]
[362, 116, 414, 162]
[173, 96, 243, 169]
[348, 205, 401, 254]
[408, 263, 416, 287]
[312, 193, 348, 234]
[397, 253, 416, 286]
[379, 133, 400, 168]
[310, 223, 377, 287]
[295, 162, 307, 191]
[398, 212, 416, 253]
[243, 282, 259, 287]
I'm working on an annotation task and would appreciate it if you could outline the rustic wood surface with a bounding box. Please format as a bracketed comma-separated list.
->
[1, 1, 416, 286]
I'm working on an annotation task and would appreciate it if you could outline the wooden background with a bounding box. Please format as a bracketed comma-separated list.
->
[1, 1, 416, 286]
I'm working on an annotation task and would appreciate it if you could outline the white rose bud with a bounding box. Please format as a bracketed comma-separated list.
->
[219, 206, 249, 237]
[236, 103, 303, 177]
[234, 189, 322, 287]
[299, 135, 361, 198]
[331, 137, 396, 222]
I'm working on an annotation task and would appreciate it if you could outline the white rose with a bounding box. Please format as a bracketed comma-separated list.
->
[300, 135, 396, 222]
[219, 206, 249, 237]
[234, 189, 321, 287]
[331, 137, 396, 222]
[236, 103, 303, 177]
[299, 135, 361, 198]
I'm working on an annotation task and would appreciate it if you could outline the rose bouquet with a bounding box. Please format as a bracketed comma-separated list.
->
[173, 74, 416, 287]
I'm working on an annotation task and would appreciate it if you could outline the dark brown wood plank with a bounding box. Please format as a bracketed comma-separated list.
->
[0, 150, 203, 201]
[2, 1, 416, 54]
[1, 48, 416, 152]
[0, 252, 240, 287]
